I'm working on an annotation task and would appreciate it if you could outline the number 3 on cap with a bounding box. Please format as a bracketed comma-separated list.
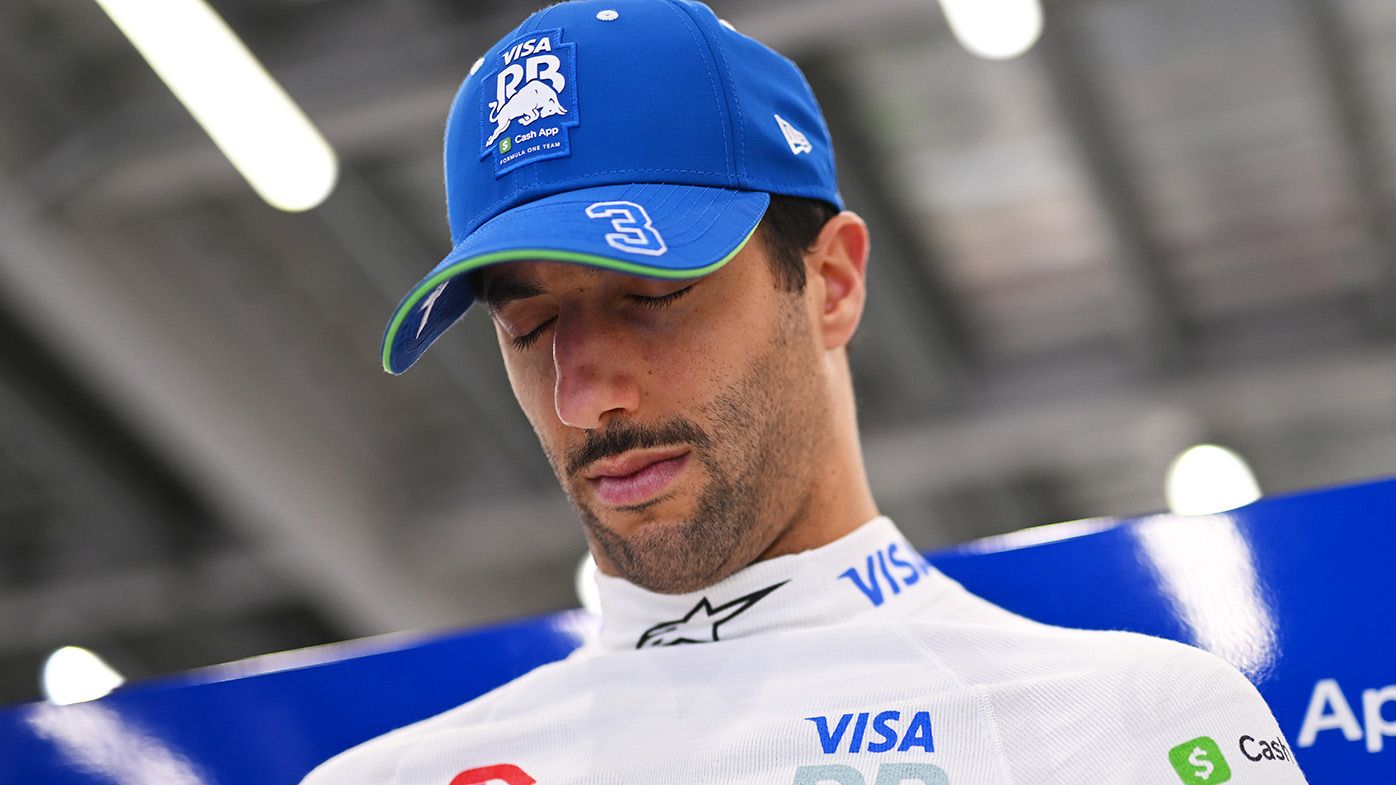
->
[585, 201, 668, 256]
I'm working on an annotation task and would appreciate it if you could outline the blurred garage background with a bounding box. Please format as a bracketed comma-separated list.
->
[2, 0, 1396, 705]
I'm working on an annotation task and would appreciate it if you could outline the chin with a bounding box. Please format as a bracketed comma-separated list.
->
[575, 469, 766, 593]
[597, 502, 691, 538]
[612, 519, 754, 594]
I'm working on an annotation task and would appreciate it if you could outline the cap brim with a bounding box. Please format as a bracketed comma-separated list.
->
[381, 184, 770, 374]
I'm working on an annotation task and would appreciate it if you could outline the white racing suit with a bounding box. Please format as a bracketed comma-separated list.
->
[302, 517, 1309, 784]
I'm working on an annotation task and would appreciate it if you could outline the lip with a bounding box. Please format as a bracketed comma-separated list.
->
[586, 449, 690, 507]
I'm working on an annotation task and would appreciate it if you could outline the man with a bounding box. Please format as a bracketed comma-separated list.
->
[307, 1, 1309, 782]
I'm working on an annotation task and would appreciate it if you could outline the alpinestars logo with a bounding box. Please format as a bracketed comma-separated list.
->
[480, 28, 579, 175]
[636, 581, 786, 648]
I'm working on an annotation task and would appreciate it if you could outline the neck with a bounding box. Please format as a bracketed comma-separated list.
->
[758, 354, 877, 562]
[591, 516, 955, 651]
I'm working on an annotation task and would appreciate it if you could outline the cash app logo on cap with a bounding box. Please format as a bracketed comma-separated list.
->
[1169, 736, 1232, 784]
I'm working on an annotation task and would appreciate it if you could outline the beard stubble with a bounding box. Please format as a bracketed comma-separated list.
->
[558, 297, 827, 594]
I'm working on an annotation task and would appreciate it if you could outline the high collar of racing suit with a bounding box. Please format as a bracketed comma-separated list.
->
[592, 517, 959, 651]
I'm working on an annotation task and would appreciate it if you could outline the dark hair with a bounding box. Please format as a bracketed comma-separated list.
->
[756, 194, 839, 293]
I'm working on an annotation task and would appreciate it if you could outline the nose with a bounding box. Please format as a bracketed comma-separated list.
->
[551, 312, 641, 429]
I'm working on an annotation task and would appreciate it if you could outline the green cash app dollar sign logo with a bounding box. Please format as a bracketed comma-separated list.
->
[1169, 736, 1232, 784]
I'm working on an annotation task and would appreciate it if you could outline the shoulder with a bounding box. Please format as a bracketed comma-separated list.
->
[298, 722, 422, 785]
[901, 618, 1305, 782]
[902, 615, 1274, 726]
[297, 689, 503, 785]
[896, 603, 1247, 689]
[297, 651, 601, 785]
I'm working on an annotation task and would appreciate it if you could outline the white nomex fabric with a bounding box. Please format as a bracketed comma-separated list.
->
[302, 517, 1309, 785]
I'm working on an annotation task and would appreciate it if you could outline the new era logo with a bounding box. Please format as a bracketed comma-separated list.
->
[774, 114, 812, 155]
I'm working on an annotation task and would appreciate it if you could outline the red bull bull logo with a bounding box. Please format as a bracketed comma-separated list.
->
[479, 29, 578, 175]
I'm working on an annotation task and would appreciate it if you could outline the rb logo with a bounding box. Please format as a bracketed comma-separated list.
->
[480, 28, 578, 174]
[792, 763, 948, 785]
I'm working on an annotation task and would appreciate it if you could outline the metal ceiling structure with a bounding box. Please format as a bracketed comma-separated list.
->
[3, 0, 1396, 704]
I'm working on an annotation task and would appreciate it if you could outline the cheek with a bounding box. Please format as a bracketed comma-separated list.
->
[632, 308, 733, 408]
[498, 331, 557, 431]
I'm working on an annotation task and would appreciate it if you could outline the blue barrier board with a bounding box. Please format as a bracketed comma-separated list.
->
[3, 478, 1393, 784]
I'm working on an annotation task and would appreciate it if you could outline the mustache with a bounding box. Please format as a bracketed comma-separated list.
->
[566, 417, 712, 477]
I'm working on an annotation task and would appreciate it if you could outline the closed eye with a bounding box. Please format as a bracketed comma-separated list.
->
[509, 284, 695, 350]
[511, 318, 555, 351]
[628, 284, 696, 310]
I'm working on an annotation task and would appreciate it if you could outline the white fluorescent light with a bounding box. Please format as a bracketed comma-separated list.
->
[42, 646, 125, 705]
[93, 0, 338, 212]
[938, 0, 1045, 61]
[575, 553, 601, 614]
[1165, 443, 1263, 515]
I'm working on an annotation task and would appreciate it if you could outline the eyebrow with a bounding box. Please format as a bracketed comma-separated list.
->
[479, 276, 545, 312]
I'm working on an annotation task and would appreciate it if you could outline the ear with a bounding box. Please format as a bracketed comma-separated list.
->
[807, 211, 870, 351]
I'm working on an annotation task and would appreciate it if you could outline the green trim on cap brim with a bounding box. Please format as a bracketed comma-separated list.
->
[382, 225, 759, 373]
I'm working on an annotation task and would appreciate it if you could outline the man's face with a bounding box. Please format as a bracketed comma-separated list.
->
[479, 238, 829, 594]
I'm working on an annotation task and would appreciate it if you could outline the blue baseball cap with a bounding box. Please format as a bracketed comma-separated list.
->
[382, 0, 843, 374]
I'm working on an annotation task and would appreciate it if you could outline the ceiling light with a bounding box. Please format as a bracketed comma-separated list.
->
[576, 553, 601, 614]
[93, 0, 339, 212]
[937, 0, 1045, 61]
[42, 646, 125, 705]
[1165, 443, 1262, 515]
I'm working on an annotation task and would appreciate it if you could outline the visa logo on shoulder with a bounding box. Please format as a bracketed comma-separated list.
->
[805, 710, 935, 754]
[838, 542, 933, 607]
